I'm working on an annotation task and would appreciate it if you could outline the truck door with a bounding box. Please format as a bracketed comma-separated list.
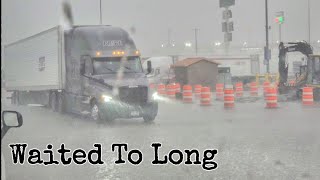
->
[80, 55, 95, 112]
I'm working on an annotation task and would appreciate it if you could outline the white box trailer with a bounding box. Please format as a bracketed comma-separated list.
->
[3, 25, 158, 122]
[213, 56, 260, 76]
[3, 26, 65, 91]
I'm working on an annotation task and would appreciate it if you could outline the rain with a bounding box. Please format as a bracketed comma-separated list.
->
[1, 0, 320, 179]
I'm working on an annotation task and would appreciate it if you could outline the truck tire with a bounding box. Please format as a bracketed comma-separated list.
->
[57, 92, 65, 113]
[143, 115, 156, 122]
[50, 92, 57, 112]
[143, 102, 158, 122]
[90, 101, 103, 123]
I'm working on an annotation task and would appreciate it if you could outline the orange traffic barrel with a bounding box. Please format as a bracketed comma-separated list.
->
[224, 88, 235, 108]
[200, 87, 211, 106]
[183, 85, 193, 103]
[265, 87, 278, 108]
[263, 81, 271, 96]
[175, 83, 181, 93]
[235, 82, 244, 98]
[250, 82, 259, 97]
[302, 87, 314, 106]
[157, 84, 166, 96]
[216, 83, 224, 100]
[194, 85, 202, 98]
[166, 84, 176, 99]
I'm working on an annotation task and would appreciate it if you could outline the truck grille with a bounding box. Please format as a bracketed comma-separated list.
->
[119, 86, 148, 105]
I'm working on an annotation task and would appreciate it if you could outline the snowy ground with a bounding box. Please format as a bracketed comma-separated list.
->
[1, 95, 320, 180]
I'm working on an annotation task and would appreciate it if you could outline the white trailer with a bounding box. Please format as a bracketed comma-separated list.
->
[3, 26, 65, 91]
[3, 25, 158, 122]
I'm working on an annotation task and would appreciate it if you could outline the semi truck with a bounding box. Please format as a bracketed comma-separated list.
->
[3, 25, 158, 122]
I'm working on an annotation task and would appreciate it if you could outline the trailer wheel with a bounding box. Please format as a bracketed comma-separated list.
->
[57, 92, 65, 113]
[50, 92, 57, 112]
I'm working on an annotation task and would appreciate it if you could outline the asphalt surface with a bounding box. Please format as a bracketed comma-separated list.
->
[1, 96, 320, 180]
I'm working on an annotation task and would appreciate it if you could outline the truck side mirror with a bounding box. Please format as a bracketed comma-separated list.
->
[147, 61, 152, 74]
[2, 111, 23, 127]
[1, 111, 23, 139]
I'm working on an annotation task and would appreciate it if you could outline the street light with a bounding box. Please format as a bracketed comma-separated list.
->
[214, 42, 221, 46]
[185, 42, 192, 47]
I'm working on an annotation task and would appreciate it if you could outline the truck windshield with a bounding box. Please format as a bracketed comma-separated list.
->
[92, 56, 143, 74]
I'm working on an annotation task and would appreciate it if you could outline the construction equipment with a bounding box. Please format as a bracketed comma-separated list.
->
[278, 41, 320, 100]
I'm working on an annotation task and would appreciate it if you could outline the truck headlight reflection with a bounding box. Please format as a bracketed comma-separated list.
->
[152, 92, 162, 101]
[102, 95, 113, 102]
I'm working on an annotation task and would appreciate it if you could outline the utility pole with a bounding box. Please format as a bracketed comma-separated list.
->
[308, 0, 311, 43]
[193, 28, 199, 56]
[168, 29, 172, 46]
[265, 0, 270, 73]
[99, 0, 102, 25]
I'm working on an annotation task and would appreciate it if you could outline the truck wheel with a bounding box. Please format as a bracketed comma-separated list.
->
[50, 92, 57, 112]
[143, 115, 156, 122]
[143, 102, 158, 122]
[57, 93, 65, 113]
[90, 102, 103, 123]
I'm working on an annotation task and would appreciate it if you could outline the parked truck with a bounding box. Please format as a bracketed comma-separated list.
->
[3, 25, 158, 122]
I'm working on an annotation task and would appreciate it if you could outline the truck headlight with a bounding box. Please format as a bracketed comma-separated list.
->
[101, 95, 113, 102]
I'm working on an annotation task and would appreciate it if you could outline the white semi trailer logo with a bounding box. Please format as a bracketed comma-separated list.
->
[38, 57, 45, 71]
[103, 40, 123, 47]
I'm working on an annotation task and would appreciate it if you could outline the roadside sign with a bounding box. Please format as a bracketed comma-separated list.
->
[228, 22, 234, 32]
[222, 22, 227, 32]
[223, 9, 232, 20]
[220, 0, 235, 8]
[222, 22, 233, 32]
[224, 33, 232, 42]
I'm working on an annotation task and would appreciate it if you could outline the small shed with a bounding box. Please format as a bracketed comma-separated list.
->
[172, 58, 220, 89]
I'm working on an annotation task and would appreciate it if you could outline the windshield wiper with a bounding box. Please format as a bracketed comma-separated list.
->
[102, 67, 115, 72]
[123, 66, 137, 73]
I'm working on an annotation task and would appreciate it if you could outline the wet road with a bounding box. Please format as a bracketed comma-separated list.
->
[2, 98, 320, 180]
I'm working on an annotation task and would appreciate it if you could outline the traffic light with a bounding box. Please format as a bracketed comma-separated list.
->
[275, 16, 284, 24]
[275, 11, 284, 24]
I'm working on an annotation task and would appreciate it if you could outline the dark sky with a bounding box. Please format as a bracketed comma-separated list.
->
[2, 0, 320, 56]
